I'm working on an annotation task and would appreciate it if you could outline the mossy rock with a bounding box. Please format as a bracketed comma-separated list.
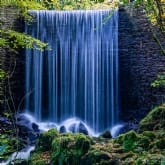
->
[136, 135, 150, 149]
[114, 130, 139, 152]
[139, 104, 165, 132]
[29, 151, 51, 165]
[51, 133, 91, 165]
[115, 130, 138, 144]
[142, 131, 156, 140]
[150, 138, 165, 149]
[80, 149, 112, 165]
[36, 128, 58, 152]
[135, 154, 164, 165]
[9, 159, 28, 165]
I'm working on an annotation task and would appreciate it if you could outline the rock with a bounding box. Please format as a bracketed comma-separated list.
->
[68, 123, 76, 133]
[51, 133, 91, 165]
[16, 114, 31, 125]
[18, 124, 32, 134]
[80, 149, 113, 165]
[15, 114, 40, 146]
[32, 123, 39, 132]
[78, 122, 88, 135]
[139, 104, 165, 132]
[37, 128, 58, 151]
[100, 130, 112, 139]
[0, 116, 12, 125]
[118, 122, 138, 135]
[59, 125, 66, 133]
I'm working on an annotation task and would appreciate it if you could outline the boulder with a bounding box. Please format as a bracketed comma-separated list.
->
[59, 125, 66, 133]
[100, 130, 112, 139]
[32, 123, 39, 133]
[68, 123, 76, 133]
[78, 122, 88, 135]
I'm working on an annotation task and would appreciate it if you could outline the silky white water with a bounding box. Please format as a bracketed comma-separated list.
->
[25, 9, 119, 133]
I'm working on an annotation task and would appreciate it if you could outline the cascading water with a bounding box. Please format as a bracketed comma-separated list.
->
[25, 9, 119, 133]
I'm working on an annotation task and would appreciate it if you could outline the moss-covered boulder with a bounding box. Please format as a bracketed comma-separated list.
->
[115, 130, 139, 152]
[51, 133, 91, 165]
[139, 104, 165, 132]
[36, 128, 58, 152]
[29, 151, 51, 165]
[80, 149, 113, 165]
[135, 154, 164, 165]
[30, 132, 91, 165]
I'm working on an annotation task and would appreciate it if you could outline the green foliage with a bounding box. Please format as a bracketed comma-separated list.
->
[0, 134, 21, 160]
[0, 30, 47, 50]
[0, 0, 18, 7]
[151, 72, 165, 87]
[0, 38, 7, 47]
[0, 69, 6, 80]
[0, 0, 119, 11]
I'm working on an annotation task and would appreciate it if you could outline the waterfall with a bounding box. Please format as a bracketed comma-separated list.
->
[25, 9, 118, 133]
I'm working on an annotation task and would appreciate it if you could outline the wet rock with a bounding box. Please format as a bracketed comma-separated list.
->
[15, 114, 40, 146]
[78, 122, 88, 135]
[59, 125, 66, 133]
[32, 123, 39, 133]
[100, 130, 112, 139]
[68, 123, 76, 133]
[16, 114, 31, 125]
[0, 116, 12, 125]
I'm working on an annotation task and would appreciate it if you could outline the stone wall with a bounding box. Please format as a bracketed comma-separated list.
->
[119, 6, 165, 121]
[0, 7, 25, 114]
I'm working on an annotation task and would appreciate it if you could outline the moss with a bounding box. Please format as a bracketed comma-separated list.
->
[135, 154, 164, 165]
[137, 136, 150, 149]
[51, 133, 91, 165]
[36, 128, 58, 152]
[29, 152, 51, 165]
[114, 130, 139, 152]
[9, 159, 28, 165]
[142, 131, 156, 140]
[151, 138, 165, 149]
[80, 149, 112, 165]
[139, 104, 165, 132]
[0, 134, 21, 161]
